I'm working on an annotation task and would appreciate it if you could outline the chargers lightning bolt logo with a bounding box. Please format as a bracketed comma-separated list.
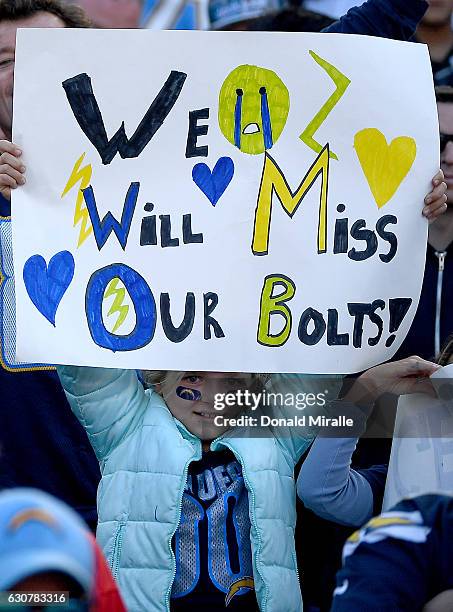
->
[104, 278, 129, 333]
[61, 152, 93, 247]
[226, 577, 255, 606]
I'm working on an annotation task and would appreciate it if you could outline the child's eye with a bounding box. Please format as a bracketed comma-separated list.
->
[183, 375, 202, 385]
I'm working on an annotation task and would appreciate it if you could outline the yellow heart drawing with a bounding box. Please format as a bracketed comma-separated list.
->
[354, 128, 417, 208]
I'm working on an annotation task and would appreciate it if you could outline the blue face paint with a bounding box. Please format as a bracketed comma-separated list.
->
[259, 86, 273, 150]
[176, 386, 202, 401]
[234, 88, 243, 149]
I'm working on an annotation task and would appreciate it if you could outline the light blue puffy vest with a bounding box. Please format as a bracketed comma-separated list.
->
[58, 366, 336, 611]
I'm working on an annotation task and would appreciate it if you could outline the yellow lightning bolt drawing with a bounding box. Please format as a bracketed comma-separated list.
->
[104, 278, 129, 333]
[299, 51, 351, 160]
[61, 153, 93, 247]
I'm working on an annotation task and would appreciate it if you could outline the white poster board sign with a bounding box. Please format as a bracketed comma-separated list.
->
[383, 365, 453, 510]
[12, 31, 437, 372]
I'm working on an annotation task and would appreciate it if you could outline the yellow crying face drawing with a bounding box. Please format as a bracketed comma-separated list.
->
[218, 65, 290, 155]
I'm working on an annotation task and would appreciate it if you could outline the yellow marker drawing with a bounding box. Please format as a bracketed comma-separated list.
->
[354, 128, 417, 208]
[225, 577, 254, 607]
[61, 153, 93, 247]
[104, 278, 129, 333]
[218, 64, 290, 155]
[252, 145, 330, 256]
[300, 51, 351, 160]
[257, 275, 296, 347]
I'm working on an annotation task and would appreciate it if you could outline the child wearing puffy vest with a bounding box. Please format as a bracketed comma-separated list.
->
[56, 367, 328, 612]
[56, 358, 438, 612]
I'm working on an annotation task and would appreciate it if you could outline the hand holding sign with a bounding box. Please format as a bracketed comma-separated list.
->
[0, 140, 25, 200]
[344, 356, 440, 406]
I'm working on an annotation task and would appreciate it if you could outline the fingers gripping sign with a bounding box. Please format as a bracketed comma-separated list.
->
[0, 139, 24, 200]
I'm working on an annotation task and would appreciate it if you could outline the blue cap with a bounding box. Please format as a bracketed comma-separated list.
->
[209, 0, 285, 30]
[0, 489, 94, 593]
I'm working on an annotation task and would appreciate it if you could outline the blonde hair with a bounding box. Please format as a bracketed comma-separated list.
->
[142, 370, 270, 400]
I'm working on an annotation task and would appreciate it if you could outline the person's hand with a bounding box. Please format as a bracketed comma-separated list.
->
[424, 170, 448, 223]
[0, 140, 25, 201]
[345, 356, 440, 406]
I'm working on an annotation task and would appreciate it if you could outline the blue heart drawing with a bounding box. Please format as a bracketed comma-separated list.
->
[23, 250, 75, 326]
[192, 157, 234, 206]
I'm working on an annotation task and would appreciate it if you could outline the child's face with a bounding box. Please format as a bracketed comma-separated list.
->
[164, 372, 253, 443]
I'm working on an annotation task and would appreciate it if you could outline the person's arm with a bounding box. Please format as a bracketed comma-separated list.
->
[298, 357, 440, 525]
[298, 431, 388, 526]
[297, 419, 376, 527]
[324, 0, 427, 39]
[57, 365, 148, 462]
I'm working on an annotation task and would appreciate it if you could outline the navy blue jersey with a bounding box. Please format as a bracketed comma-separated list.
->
[171, 450, 257, 611]
[332, 495, 453, 612]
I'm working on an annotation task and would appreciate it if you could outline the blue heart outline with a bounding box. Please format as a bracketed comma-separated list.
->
[23, 250, 75, 326]
[192, 156, 234, 206]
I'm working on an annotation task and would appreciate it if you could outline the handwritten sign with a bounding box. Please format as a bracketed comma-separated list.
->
[11, 31, 437, 372]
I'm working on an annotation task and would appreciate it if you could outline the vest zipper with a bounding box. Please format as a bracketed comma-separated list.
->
[111, 521, 126, 580]
[434, 250, 447, 356]
[214, 439, 269, 612]
[165, 446, 201, 611]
